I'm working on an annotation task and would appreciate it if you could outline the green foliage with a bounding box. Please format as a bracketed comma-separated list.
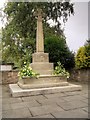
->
[18, 62, 39, 79]
[53, 61, 70, 78]
[2, 2, 74, 68]
[4, 2, 74, 38]
[2, 34, 35, 68]
[44, 34, 75, 69]
[75, 43, 90, 69]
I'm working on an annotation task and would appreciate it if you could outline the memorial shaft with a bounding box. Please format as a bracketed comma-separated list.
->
[36, 9, 44, 52]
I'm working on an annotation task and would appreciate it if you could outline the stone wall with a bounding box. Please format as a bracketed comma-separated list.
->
[69, 69, 90, 83]
[0, 70, 19, 84]
[0, 69, 90, 84]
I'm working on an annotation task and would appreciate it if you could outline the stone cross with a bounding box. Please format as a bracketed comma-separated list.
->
[36, 9, 44, 52]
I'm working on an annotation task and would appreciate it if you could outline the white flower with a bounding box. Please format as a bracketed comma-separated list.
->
[29, 67, 32, 70]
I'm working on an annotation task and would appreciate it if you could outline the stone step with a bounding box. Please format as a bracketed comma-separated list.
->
[18, 82, 69, 89]
[9, 83, 82, 97]
[18, 75, 68, 89]
[18, 75, 67, 89]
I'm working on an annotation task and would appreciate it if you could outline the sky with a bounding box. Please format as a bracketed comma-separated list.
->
[0, 1, 89, 53]
[64, 2, 88, 52]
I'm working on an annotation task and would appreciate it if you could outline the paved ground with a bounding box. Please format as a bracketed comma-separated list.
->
[0, 81, 89, 119]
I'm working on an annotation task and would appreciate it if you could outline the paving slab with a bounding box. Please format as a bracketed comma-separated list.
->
[2, 108, 32, 118]
[0, 99, 2, 109]
[62, 95, 85, 102]
[10, 100, 40, 110]
[44, 92, 67, 99]
[0, 86, 2, 99]
[51, 109, 88, 118]
[2, 103, 12, 111]
[2, 101, 40, 112]
[37, 97, 66, 105]
[21, 95, 47, 102]
[57, 100, 88, 111]
[0, 111, 2, 120]
[81, 98, 88, 104]
[2, 92, 11, 98]
[29, 104, 64, 116]
[81, 93, 88, 99]
[32, 114, 54, 118]
[82, 107, 88, 113]
[64, 91, 82, 96]
[2, 97, 22, 104]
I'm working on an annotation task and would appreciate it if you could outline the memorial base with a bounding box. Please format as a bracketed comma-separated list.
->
[17, 75, 68, 89]
[9, 83, 82, 97]
[9, 75, 82, 97]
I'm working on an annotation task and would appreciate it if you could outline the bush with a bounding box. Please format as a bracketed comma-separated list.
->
[44, 35, 75, 69]
[53, 61, 70, 78]
[18, 62, 39, 79]
[75, 45, 90, 69]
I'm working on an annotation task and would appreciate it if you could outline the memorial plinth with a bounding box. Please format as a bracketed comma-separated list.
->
[18, 75, 68, 89]
[31, 52, 54, 75]
[9, 9, 82, 97]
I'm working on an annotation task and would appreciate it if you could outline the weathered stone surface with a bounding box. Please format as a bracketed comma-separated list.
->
[81, 93, 88, 98]
[82, 107, 88, 113]
[44, 92, 67, 98]
[32, 52, 49, 62]
[2, 83, 88, 118]
[2, 97, 22, 104]
[9, 83, 82, 97]
[51, 109, 88, 118]
[2, 108, 32, 118]
[30, 9, 54, 76]
[1, 70, 89, 84]
[32, 114, 54, 118]
[69, 69, 90, 82]
[62, 95, 85, 102]
[36, 97, 66, 105]
[57, 100, 88, 110]
[36, 9, 44, 52]
[81, 98, 88, 104]
[0, 111, 2, 120]
[2, 104, 12, 111]
[10, 101, 40, 109]
[21, 95, 46, 102]
[31, 62, 53, 72]
[18, 75, 68, 89]
[64, 91, 82, 96]
[30, 62, 54, 75]
[29, 104, 63, 116]
[1, 71, 18, 84]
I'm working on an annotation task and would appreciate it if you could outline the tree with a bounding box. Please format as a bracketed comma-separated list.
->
[3, 2, 74, 38]
[2, 1, 74, 68]
[75, 40, 90, 69]
[44, 33, 75, 69]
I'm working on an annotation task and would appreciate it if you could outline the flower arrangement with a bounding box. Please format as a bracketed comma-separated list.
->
[53, 62, 70, 78]
[18, 62, 39, 79]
